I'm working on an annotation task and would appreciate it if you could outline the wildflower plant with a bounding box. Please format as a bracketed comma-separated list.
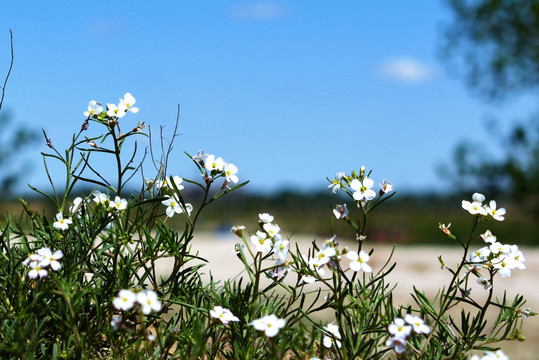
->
[0, 92, 534, 359]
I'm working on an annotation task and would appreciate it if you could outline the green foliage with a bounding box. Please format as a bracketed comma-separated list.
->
[442, 0, 539, 100]
[440, 115, 539, 214]
[441, 0, 539, 216]
[0, 94, 533, 359]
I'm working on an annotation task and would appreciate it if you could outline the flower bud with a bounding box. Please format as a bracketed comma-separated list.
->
[133, 121, 146, 132]
[438, 223, 452, 236]
[231, 225, 245, 238]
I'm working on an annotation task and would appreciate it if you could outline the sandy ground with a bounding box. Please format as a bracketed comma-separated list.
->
[155, 232, 539, 359]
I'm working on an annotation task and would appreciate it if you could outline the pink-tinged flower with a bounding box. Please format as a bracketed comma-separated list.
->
[346, 250, 372, 272]
[113, 289, 137, 311]
[37, 247, 63, 271]
[439, 223, 452, 236]
[250, 314, 285, 337]
[404, 314, 430, 334]
[192, 150, 208, 163]
[386, 336, 407, 354]
[22, 253, 42, 266]
[333, 204, 349, 219]
[28, 262, 48, 279]
[84, 100, 103, 117]
[350, 178, 376, 201]
[110, 315, 122, 331]
[268, 258, 288, 280]
[210, 306, 240, 325]
[485, 200, 506, 221]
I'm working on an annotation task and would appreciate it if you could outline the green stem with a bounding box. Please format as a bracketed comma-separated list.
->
[110, 125, 123, 197]
[418, 217, 479, 359]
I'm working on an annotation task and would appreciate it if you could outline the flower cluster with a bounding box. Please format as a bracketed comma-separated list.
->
[52, 194, 129, 233]
[162, 195, 193, 218]
[328, 168, 393, 197]
[113, 289, 162, 315]
[302, 236, 372, 284]
[90, 192, 128, 212]
[302, 236, 338, 283]
[210, 306, 240, 325]
[386, 315, 430, 354]
[249, 314, 286, 337]
[328, 168, 393, 219]
[249, 213, 288, 257]
[470, 229, 526, 279]
[153, 174, 194, 217]
[155, 175, 184, 195]
[470, 350, 508, 360]
[84, 93, 139, 121]
[193, 151, 239, 188]
[462, 193, 506, 221]
[23, 247, 64, 279]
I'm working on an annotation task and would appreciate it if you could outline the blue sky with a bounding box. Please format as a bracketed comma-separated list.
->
[0, 1, 535, 195]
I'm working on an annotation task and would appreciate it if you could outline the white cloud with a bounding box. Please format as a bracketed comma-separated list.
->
[230, 2, 291, 20]
[87, 18, 129, 36]
[377, 57, 435, 83]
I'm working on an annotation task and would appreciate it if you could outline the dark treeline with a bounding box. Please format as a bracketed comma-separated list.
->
[6, 187, 535, 246]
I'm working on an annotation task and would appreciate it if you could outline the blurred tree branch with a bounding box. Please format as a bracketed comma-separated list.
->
[440, 0, 539, 212]
[0, 30, 39, 196]
[0, 29, 13, 111]
[441, 0, 539, 100]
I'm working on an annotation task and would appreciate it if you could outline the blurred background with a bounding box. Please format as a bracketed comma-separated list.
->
[1, 1, 538, 245]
